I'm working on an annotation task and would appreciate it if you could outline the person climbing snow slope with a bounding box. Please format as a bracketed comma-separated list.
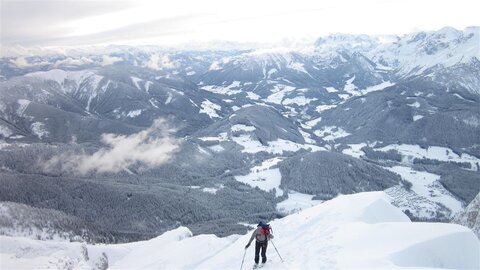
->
[245, 222, 274, 267]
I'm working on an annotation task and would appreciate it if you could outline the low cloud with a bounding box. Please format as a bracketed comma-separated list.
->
[43, 118, 180, 175]
[101, 55, 123, 66]
[143, 53, 176, 70]
[10, 57, 33, 67]
[54, 57, 94, 67]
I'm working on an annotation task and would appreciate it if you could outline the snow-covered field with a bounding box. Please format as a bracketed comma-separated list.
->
[1, 192, 478, 269]
[376, 144, 480, 170]
[342, 143, 367, 158]
[235, 168, 283, 196]
[201, 82, 243, 96]
[386, 166, 463, 215]
[314, 126, 351, 141]
[276, 191, 322, 214]
[231, 135, 323, 154]
[266, 85, 296, 104]
[234, 158, 284, 196]
[341, 143, 467, 219]
[199, 100, 221, 118]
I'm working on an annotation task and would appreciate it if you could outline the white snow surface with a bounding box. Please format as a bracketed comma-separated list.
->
[30, 122, 49, 139]
[368, 27, 480, 77]
[314, 126, 351, 141]
[287, 62, 308, 73]
[298, 129, 316, 144]
[342, 78, 394, 98]
[341, 143, 468, 218]
[199, 100, 221, 119]
[198, 132, 228, 142]
[144, 81, 153, 93]
[386, 166, 464, 216]
[282, 96, 317, 106]
[232, 135, 323, 154]
[26, 69, 103, 94]
[231, 124, 256, 132]
[315, 104, 337, 113]
[246, 91, 261, 100]
[360, 81, 395, 95]
[16, 99, 31, 116]
[0, 126, 13, 137]
[304, 117, 322, 129]
[385, 185, 452, 220]
[407, 101, 421, 108]
[376, 144, 480, 171]
[208, 144, 224, 152]
[202, 185, 224, 194]
[276, 191, 322, 214]
[130, 76, 142, 90]
[201, 82, 242, 96]
[343, 75, 358, 96]
[3, 192, 478, 270]
[325, 86, 338, 93]
[265, 85, 296, 104]
[342, 143, 367, 158]
[234, 157, 284, 196]
[164, 93, 173, 104]
[413, 115, 424, 121]
[126, 109, 142, 118]
[235, 168, 283, 196]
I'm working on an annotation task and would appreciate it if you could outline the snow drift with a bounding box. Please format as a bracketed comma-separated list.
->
[1, 192, 478, 269]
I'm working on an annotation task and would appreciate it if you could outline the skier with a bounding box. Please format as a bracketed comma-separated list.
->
[245, 221, 274, 267]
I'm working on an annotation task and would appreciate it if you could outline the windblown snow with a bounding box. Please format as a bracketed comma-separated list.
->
[1, 192, 478, 269]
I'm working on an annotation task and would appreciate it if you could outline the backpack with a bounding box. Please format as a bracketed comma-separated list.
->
[260, 224, 271, 235]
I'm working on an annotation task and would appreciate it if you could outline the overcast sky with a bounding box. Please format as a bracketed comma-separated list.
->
[1, 0, 479, 49]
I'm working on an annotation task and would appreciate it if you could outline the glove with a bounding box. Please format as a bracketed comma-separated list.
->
[245, 243, 250, 249]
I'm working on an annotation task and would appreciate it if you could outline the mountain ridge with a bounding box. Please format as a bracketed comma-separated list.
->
[0, 26, 478, 241]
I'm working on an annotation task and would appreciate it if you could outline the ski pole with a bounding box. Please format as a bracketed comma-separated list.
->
[240, 248, 247, 270]
[270, 240, 284, 263]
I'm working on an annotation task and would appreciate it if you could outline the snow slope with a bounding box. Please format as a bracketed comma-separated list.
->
[1, 192, 478, 270]
[26, 69, 103, 94]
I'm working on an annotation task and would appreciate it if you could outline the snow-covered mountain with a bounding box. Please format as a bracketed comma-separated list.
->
[453, 191, 480, 238]
[1, 192, 478, 269]
[0, 26, 479, 245]
[369, 27, 480, 77]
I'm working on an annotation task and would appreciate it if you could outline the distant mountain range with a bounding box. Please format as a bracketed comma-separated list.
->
[0, 26, 479, 242]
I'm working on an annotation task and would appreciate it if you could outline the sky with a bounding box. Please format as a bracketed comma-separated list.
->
[1, 0, 480, 50]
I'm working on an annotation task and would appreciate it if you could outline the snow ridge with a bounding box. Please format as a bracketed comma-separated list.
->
[3, 192, 477, 269]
